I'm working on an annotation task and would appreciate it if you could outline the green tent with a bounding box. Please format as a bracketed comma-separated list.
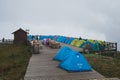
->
[74, 40, 85, 47]
[70, 39, 78, 46]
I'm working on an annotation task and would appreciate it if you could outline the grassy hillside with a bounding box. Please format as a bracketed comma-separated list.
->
[0, 43, 120, 79]
[84, 53, 120, 78]
[0, 44, 31, 80]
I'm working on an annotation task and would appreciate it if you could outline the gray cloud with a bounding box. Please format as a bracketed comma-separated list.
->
[0, 0, 120, 50]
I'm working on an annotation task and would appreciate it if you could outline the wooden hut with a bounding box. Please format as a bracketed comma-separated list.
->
[12, 28, 27, 45]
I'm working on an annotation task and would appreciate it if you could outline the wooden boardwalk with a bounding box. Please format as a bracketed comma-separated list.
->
[24, 43, 105, 80]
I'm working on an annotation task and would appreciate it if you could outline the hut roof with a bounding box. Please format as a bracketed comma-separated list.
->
[12, 28, 27, 34]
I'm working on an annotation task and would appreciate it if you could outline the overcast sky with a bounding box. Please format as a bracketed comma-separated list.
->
[0, 0, 120, 50]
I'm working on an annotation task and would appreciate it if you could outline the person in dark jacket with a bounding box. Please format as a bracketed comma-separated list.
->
[2, 37, 5, 42]
[79, 36, 82, 40]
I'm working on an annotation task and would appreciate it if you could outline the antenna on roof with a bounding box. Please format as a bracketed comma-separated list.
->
[26, 29, 30, 34]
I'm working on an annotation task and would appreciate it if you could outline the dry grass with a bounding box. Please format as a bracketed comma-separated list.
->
[83, 53, 120, 78]
[0, 44, 31, 80]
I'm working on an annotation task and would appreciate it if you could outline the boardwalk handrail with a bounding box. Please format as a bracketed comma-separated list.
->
[104, 42, 117, 51]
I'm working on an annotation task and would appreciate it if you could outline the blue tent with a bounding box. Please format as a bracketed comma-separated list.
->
[56, 36, 61, 42]
[80, 40, 91, 48]
[39, 35, 48, 40]
[67, 38, 74, 44]
[53, 46, 73, 61]
[91, 41, 99, 51]
[48, 35, 54, 40]
[59, 52, 92, 72]
[27, 35, 33, 41]
[64, 39, 69, 44]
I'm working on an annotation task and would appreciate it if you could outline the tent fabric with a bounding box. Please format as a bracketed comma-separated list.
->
[53, 46, 73, 61]
[27, 35, 33, 41]
[70, 39, 78, 46]
[71, 39, 86, 47]
[27, 35, 105, 52]
[66, 38, 74, 44]
[91, 41, 99, 51]
[39, 35, 55, 40]
[55, 36, 74, 45]
[59, 52, 92, 72]
[39, 35, 48, 40]
[80, 40, 91, 48]
[75, 40, 85, 47]
[88, 39, 95, 43]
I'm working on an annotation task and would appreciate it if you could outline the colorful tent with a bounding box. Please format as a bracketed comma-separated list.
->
[53, 46, 73, 61]
[27, 35, 33, 41]
[75, 40, 85, 47]
[27, 35, 105, 52]
[70, 39, 78, 46]
[80, 40, 91, 48]
[65, 38, 74, 44]
[59, 51, 92, 72]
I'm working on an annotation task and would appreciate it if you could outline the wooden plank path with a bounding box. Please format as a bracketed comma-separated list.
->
[24, 43, 110, 80]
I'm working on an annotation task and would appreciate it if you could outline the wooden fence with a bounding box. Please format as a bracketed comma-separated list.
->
[83, 42, 117, 57]
[100, 42, 117, 57]
[0, 39, 13, 44]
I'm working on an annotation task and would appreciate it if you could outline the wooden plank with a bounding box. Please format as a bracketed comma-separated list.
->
[24, 43, 105, 80]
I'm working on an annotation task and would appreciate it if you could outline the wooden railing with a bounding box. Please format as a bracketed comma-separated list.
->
[101, 42, 117, 57]
[104, 42, 117, 51]
[83, 42, 117, 57]
[0, 39, 13, 44]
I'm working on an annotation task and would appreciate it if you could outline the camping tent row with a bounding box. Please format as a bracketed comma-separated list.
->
[70, 39, 105, 52]
[27, 35, 75, 44]
[27, 35, 105, 52]
[27, 35, 54, 40]
[53, 46, 92, 72]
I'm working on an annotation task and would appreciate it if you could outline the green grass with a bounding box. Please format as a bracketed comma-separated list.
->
[83, 53, 120, 78]
[0, 43, 120, 79]
[0, 44, 32, 80]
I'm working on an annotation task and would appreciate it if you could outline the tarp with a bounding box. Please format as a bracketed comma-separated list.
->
[59, 51, 92, 72]
[53, 46, 73, 61]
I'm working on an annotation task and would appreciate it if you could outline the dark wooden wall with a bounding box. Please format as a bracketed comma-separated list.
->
[13, 30, 27, 45]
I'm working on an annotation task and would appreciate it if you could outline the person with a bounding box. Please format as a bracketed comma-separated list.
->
[36, 36, 39, 41]
[2, 37, 5, 43]
[79, 36, 82, 40]
[43, 38, 47, 45]
[46, 38, 50, 45]
[32, 35, 35, 40]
